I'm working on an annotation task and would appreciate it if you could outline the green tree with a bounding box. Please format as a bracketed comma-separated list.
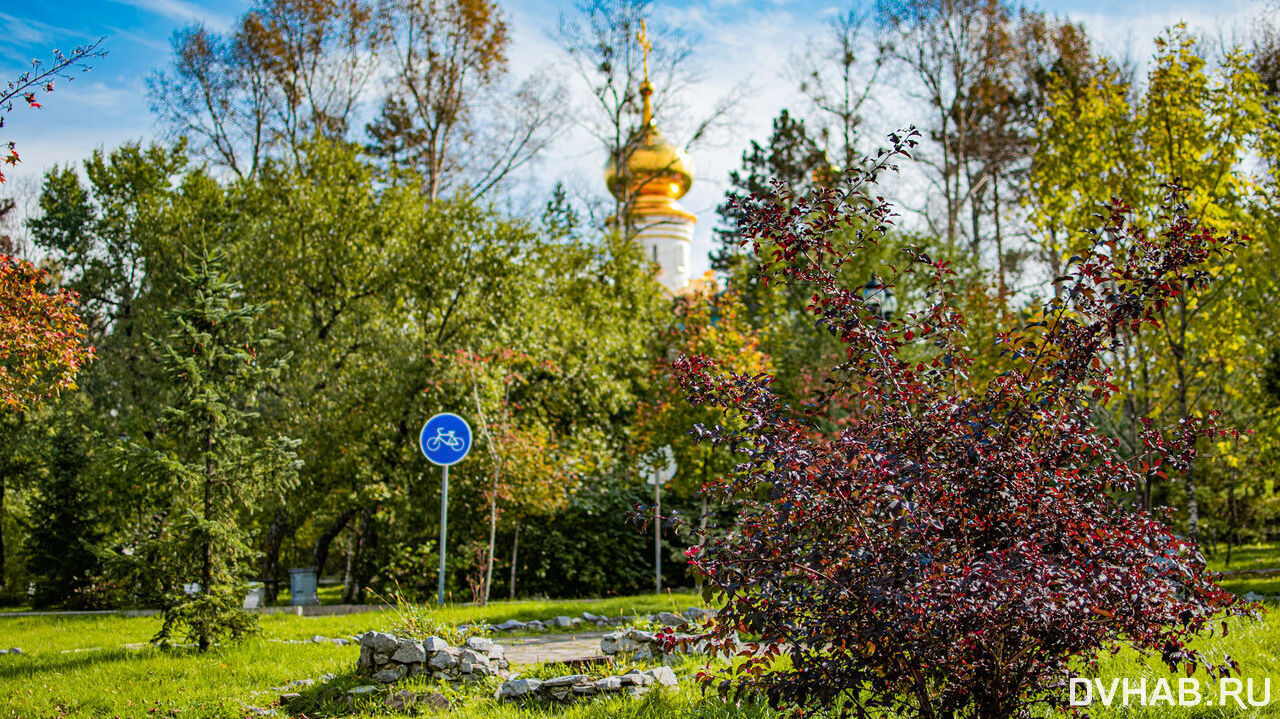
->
[115, 248, 299, 650]
[24, 418, 101, 608]
[1030, 26, 1278, 538]
[635, 283, 769, 591]
[713, 109, 835, 274]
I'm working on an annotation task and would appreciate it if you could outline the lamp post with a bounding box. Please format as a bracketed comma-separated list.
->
[863, 274, 897, 322]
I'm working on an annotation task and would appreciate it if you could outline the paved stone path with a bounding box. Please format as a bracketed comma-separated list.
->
[49, 631, 613, 667]
[501, 631, 607, 666]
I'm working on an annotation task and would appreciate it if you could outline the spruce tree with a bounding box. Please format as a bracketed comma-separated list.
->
[117, 248, 299, 651]
[25, 421, 101, 608]
[712, 109, 835, 272]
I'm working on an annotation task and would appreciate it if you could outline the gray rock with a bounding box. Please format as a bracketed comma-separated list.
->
[311, 635, 327, 643]
[600, 631, 635, 655]
[320, 673, 337, 682]
[620, 670, 651, 687]
[626, 629, 656, 643]
[494, 619, 526, 631]
[385, 689, 417, 712]
[289, 678, 314, 688]
[582, 611, 605, 622]
[684, 607, 714, 621]
[548, 687, 574, 702]
[368, 631, 398, 654]
[468, 658, 493, 676]
[573, 684, 598, 695]
[348, 685, 379, 695]
[487, 644, 505, 661]
[553, 615, 573, 628]
[498, 678, 543, 700]
[373, 652, 391, 666]
[645, 666, 679, 687]
[542, 673, 592, 688]
[5, 648, 20, 656]
[428, 649, 458, 670]
[594, 676, 623, 692]
[407, 662, 425, 677]
[423, 636, 450, 652]
[422, 692, 451, 712]
[465, 636, 493, 653]
[655, 611, 689, 627]
[391, 639, 426, 664]
[461, 648, 488, 666]
[629, 686, 652, 698]
[632, 645, 653, 661]
[332, 638, 349, 646]
[278, 693, 302, 705]
[526, 620, 545, 630]
[372, 665, 407, 684]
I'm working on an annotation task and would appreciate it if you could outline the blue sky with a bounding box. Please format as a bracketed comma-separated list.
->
[0, 0, 1263, 272]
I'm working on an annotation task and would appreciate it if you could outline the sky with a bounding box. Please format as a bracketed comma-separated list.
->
[0, 0, 1266, 275]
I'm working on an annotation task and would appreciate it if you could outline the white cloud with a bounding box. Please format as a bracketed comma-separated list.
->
[107, 0, 234, 32]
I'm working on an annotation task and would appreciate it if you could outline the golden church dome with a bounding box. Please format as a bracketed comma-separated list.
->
[604, 20, 696, 224]
[604, 123, 695, 202]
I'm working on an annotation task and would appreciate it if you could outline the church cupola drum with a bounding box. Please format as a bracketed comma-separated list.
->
[603, 20, 696, 296]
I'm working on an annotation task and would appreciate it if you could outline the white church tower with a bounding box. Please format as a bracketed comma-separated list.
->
[603, 20, 697, 296]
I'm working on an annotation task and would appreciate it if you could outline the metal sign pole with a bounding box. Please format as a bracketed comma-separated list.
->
[420, 412, 470, 608]
[438, 464, 449, 606]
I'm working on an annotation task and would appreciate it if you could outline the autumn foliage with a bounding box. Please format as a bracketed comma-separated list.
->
[0, 255, 93, 410]
[675, 132, 1251, 718]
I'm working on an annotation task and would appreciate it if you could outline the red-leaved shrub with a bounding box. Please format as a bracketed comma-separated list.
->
[672, 131, 1252, 719]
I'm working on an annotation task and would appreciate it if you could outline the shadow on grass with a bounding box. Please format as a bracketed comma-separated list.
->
[0, 642, 259, 681]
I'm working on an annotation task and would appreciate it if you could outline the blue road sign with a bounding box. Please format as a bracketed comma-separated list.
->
[420, 412, 472, 466]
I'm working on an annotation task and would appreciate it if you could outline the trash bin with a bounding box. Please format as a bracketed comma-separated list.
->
[288, 567, 319, 606]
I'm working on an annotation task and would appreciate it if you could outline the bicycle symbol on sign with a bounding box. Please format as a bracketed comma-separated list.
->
[424, 428, 465, 453]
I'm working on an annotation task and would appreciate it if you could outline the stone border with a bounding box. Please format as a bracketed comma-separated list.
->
[496, 665, 679, 703]
[356, 632, 510, 685]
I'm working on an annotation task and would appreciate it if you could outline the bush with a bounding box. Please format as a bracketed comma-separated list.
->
[675, 132, 1252, 719]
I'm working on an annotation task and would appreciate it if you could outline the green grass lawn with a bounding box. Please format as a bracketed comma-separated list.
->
[1207, 542, 1280, 597]
[1, 592, 1276, 718]
[1208, 543, 1280, 575]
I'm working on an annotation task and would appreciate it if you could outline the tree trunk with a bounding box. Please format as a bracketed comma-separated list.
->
[261, 507, 290, 601]
[312, 507, 358, 578]
[993, 176, 1005, 295]
[483, 475, 498, 606]
[343, 508, 374, 604]
[1172, 291, 1198, 540]
[508, 521, 520, 601]
[0, 472, 6, 594]
[696, 494, 707, 596]
[341, 546, 355, 602]
[1226, 482, 1235, 568]
[200, 428, 214, 652]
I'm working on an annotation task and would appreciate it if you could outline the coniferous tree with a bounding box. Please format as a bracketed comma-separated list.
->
[25, 421, 101, 608]
[713, 109, 835, 273]
[114, 248, 299, 651]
